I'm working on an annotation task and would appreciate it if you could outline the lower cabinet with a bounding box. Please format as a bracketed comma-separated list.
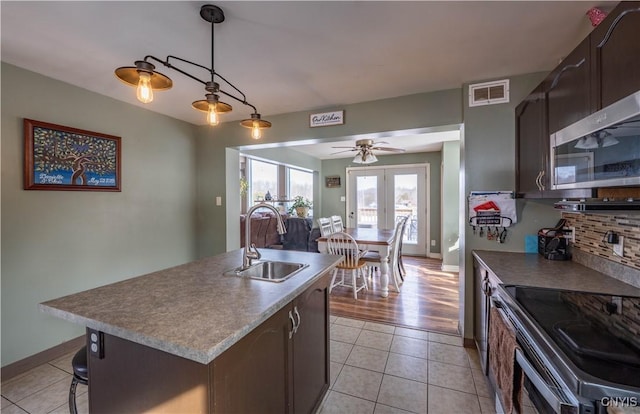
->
[88, 272, 331, 414]
[213, 273, 331, 414]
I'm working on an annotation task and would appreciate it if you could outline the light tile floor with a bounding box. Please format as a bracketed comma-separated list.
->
[319, 316, 538, 414]
[1, 316, 536, 414]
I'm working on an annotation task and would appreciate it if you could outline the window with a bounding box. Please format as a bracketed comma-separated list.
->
[288, 168, 313, 204]
[249, 159, 278, 202]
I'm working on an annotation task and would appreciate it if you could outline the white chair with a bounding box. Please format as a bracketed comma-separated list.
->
[361, 217, 407, 293]
[318, 217, 334, 237]
[330, 215, 344, 233]
[326, 232, 368, 299]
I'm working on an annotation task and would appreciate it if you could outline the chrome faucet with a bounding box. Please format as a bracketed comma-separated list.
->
[241, 203, 287, 270]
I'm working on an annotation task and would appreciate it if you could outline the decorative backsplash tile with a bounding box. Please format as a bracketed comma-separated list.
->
[562, 212, 640, 271]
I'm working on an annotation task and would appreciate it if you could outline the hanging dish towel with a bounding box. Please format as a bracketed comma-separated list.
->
[489, 306, 524, 414]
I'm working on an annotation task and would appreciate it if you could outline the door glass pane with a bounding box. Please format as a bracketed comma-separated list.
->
[250, 159, 278, 202]
[394, 174, 418, 243]
[356, 176, 378, 229]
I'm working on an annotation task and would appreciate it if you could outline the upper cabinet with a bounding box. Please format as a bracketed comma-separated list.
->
[590, 1, 640, 110]
[547, 37, 592, 135]
[516, 1, 640, 198]
[516, 85, 546, 197]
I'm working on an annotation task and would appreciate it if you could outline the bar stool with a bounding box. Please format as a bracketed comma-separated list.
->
[69, 346, 88, 414]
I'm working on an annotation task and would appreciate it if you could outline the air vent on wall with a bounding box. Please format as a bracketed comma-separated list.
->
[469, 79, 510, 107]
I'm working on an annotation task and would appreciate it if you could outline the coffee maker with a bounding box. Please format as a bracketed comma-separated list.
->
[538, 219, 570, 260]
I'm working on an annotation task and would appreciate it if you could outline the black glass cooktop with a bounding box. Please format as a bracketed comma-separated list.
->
[504, 286, 640, 388]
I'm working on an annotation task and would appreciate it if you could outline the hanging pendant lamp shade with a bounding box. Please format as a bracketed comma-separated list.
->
[241, 113, 272, 139]
[114, 61, 173, 90]
[192, 94, 232, 113]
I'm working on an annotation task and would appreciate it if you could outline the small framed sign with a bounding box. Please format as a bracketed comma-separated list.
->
[310, 110, 344, 128]
[325, 175, 341, 188]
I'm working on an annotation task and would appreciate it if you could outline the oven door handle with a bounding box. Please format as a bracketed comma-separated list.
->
[515, 348, 578, 414]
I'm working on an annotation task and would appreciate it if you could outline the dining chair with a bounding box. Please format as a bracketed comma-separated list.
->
[361, 217, 406, 292]
[317, 217, 334, 237]
[330, 215, 344, 233]
[397, 215, 411, 281]
[326, 232, 368, 299]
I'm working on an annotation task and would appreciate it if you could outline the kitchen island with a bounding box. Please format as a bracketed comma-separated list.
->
[40, 248, 342, 414]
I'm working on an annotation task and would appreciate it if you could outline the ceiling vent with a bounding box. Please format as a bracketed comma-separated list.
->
[469, 79, 510, 107]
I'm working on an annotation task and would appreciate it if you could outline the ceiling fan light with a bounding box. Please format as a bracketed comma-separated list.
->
[601, 136, 619, 147]
[574, 136, 598, 149]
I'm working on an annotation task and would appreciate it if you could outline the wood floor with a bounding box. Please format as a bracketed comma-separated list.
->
[329, 256, 460, 335]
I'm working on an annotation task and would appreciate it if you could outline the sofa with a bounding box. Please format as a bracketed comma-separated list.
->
[239, 213, 320, 252]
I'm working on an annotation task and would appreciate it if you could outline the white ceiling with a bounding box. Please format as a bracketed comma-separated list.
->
[1, 1, 611, 158]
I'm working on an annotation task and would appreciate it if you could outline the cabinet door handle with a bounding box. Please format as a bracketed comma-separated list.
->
[535, 171, 542, 190]
[547, 58, 585, 92]
[293, 306, 301, 334]
[288, 310, 296, 339]
[597, 7, 640, 48]
[539, 170, 545, 191]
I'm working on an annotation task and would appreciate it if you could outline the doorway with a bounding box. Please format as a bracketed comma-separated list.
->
[346, 164, 428, 256]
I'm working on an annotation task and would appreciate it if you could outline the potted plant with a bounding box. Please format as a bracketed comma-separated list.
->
[288, 196, 312, 218]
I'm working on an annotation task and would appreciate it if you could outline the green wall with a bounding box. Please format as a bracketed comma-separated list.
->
[441, 141, 461, 268]
[320, 151, 444, 254]
[459, 72, 561, 338]
[1, 63, 198, 365]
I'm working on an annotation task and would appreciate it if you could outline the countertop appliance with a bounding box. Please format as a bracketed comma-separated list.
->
[538, 219, 570, 260]
[494, 285, 640, 414]
[550, 90, 640, 190]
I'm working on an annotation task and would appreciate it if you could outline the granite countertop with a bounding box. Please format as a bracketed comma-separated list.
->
[40, 249, 342, 365]
[472, 250, 640, 297]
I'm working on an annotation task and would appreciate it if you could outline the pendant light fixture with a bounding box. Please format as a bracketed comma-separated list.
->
[114, 4, 271, 138]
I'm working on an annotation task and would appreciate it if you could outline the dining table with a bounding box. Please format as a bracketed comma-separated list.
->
[317, 227, 396, 298]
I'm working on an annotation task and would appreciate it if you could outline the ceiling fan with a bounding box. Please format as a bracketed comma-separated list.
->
[331, 139, 405, 164]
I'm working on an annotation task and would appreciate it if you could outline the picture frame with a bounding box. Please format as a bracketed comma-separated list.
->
[325, 175, 341, 188]
[309, 110, 344, 128]
[24, 119, 121, 191]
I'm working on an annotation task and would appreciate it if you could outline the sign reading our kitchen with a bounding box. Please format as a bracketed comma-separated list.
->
[309, 110, 344, 128]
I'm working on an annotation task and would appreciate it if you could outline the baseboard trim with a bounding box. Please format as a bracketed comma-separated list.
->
[441, 264, 460, 272]
[1, 335, 85, 381]
[427, 253, 443, 259]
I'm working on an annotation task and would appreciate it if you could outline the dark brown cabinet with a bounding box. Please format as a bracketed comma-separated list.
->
[89, 272, 331, 414]
[515, 85, 547, 197]
[214, 273, 331, 414]
[547, 37, 592, 135]
[590, 1, 640, 110]
[515, 1, 639, 198]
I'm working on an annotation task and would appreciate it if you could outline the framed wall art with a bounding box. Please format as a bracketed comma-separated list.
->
[24, 119, 121, 191]
[325, 175, 341, 188]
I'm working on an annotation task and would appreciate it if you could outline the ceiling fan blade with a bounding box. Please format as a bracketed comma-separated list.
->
[331, 146, 357, 149]
[330, 149, 358, 155]
[372, 147, 406, 152]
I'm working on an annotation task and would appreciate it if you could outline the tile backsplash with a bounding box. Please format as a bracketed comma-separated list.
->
[562, 212, 640, 271]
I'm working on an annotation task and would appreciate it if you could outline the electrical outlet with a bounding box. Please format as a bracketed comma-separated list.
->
[613, 236, 624, 257]
[568, 226, 575, 243]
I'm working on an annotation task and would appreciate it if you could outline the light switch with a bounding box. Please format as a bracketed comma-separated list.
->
[340, 196, 346, 202]
[216, 196, 222, 206]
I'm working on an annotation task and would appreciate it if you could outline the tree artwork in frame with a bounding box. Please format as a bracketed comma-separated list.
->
[24, 119, 121, 191]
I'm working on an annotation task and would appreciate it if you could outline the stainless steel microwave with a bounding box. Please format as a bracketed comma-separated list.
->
[550, 90, 640, 190]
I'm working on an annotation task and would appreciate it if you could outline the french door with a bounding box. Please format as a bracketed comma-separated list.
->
[346, 165, 428, 256]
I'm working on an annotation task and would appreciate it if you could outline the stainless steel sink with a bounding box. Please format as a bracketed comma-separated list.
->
[227, 261, 308, 282]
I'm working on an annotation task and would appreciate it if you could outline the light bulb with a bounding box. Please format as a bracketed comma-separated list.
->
[251, 121, 261, 139]
[207, 102, 219, 126]
[136, 72, 153, 103]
